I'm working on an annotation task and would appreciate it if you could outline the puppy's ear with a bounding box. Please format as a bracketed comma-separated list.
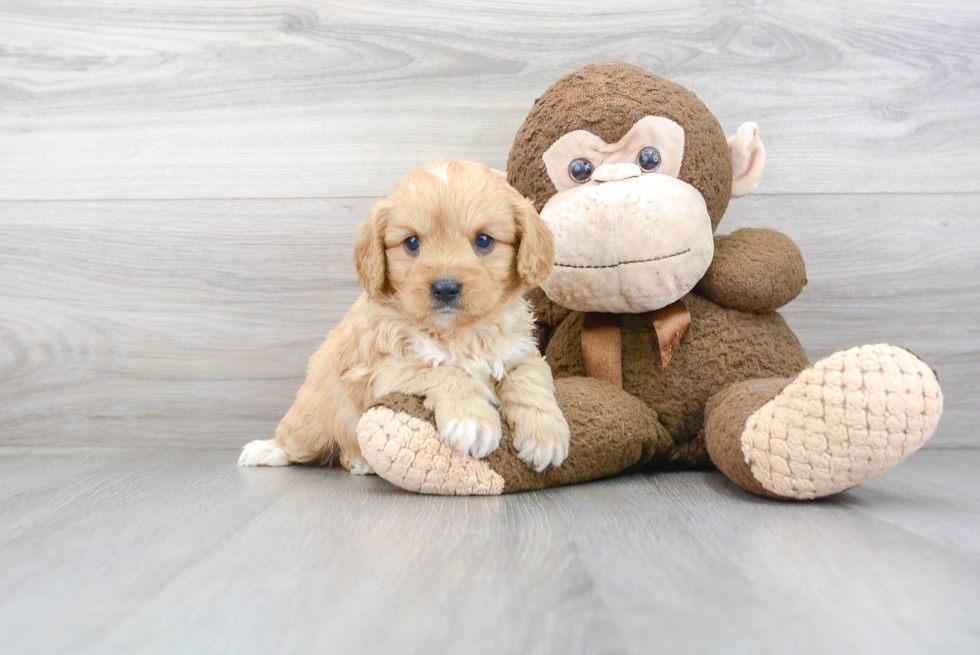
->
[513, 195, 554, 288]
[353, 199, 390, 299]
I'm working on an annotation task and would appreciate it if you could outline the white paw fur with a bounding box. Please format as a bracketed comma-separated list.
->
[238, 439, 291, 467]
[512, 410, 571, 472]
[439, 415, 502, 459]
[346, 456, 375, 476]
[516, 437, 569, 473]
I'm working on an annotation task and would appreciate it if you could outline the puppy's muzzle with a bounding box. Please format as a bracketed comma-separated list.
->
[430, 278, 462, 309]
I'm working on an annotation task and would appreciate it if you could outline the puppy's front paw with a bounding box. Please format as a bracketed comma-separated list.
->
[509, 408, 571, 472]
[436, 398, 502, 460]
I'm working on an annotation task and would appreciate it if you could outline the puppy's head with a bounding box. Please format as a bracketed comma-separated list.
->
[354, 159, 553, 331]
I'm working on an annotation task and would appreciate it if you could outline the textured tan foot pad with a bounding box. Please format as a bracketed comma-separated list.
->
[357, 407, 505, 495]
[742, 344, 942, 499]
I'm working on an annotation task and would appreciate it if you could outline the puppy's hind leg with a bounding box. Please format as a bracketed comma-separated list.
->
[239, 337, 374, 474]
[238, 438, 291, 467]
[243, 379, 374, 475]
[339, 450, 375, 476]
[330, 393, 376, 475]
[239, 385, 341, 468]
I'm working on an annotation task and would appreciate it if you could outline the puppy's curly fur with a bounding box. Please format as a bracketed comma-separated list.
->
[240, 160, 570, 473]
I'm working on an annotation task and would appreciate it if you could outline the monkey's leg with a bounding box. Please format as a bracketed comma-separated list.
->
[356, 377, 670, 495]
[704, 345, 942, 500]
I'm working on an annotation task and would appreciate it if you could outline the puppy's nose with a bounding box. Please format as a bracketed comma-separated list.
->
[430, 278, 462, 304]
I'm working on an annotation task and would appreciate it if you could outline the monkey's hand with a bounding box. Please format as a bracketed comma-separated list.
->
[695, 228, 806, 313]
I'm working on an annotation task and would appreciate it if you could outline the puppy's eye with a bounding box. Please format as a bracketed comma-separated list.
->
[637, 147, 662, 172]
[403, 236, 421, 254]
[474, 233, 495, 252]
[568, 158, 594, 183]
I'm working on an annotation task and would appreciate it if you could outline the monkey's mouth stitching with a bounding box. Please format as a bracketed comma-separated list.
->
[553, 248, 691, 270]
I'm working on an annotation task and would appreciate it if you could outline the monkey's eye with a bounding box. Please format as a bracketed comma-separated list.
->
[568, 158, 594, 183]
[474, 233, 495, 252]
[403, 236, 421, 254]
[637, 147, 662, 172]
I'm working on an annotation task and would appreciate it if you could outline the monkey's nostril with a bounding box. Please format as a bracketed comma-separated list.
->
[430, 278, 462, 305]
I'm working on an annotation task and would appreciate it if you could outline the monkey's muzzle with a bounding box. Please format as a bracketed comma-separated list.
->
[538, 174, 714, 313]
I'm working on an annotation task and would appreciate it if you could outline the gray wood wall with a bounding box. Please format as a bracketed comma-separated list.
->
[2, 1, 977, 448]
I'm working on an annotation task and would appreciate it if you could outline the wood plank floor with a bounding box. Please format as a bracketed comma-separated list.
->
[1, 447, 978, 654]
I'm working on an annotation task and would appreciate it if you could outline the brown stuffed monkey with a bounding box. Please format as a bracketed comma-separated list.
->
[355, 63, 943, 499]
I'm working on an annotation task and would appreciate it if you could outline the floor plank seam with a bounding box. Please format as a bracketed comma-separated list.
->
[537, 488, 640, 655]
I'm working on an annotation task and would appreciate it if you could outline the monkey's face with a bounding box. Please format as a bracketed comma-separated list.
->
[537, 116, 715, 313]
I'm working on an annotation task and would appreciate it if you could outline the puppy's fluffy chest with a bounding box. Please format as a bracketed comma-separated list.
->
[334, 294, 538, 408]
[407, 314, 537, 385]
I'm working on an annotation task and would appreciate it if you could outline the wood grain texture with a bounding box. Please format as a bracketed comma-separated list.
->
[1, 194, 976, 448]
[2, 0, 979, 199]
[0, 447, 977, 654]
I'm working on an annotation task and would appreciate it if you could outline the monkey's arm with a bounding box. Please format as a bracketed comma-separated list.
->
[694, 228, 807, 313]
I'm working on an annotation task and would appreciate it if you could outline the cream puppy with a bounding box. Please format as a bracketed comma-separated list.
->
[239, 159, 570, 473]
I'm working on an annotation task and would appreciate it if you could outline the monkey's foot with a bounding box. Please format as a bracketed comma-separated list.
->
[706, 344, 943, 500]
[357, 380, 654, 496]
[357, 406, 505, 495]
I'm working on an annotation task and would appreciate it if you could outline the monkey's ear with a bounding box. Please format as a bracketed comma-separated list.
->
[513, 195, 554, 288]
[353, 199, 390, 299]
[728, 122, 766, 198]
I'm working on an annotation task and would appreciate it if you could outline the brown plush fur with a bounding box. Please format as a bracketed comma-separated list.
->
[500, 65, 814, 491]
[545, 293, 810, 454]
[703, 378, 796, 500]
[696, 229, 808, 314]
